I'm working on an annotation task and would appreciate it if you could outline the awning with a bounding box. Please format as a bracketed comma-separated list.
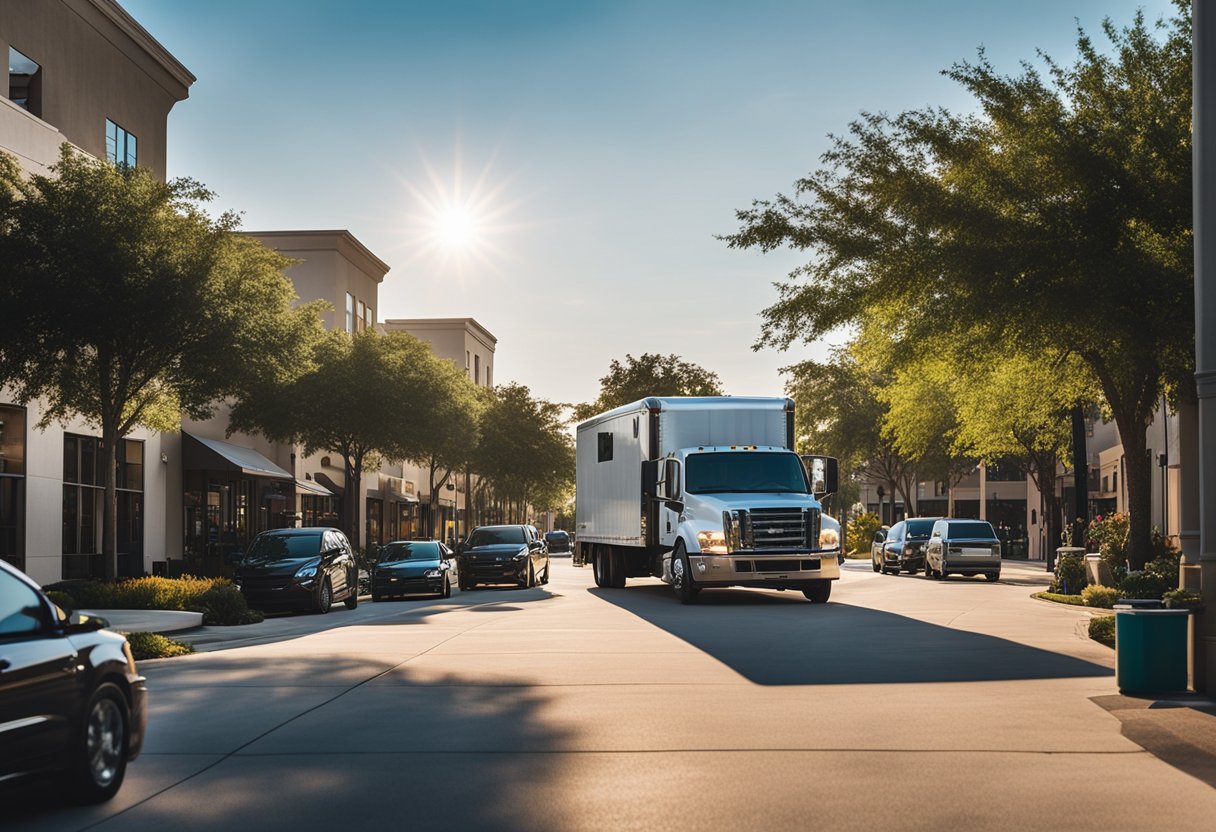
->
[314, 471, 345, 497]
[182, 433, 293, 481]
[296, 478, 334, 497]
[389, 489, 419, 503]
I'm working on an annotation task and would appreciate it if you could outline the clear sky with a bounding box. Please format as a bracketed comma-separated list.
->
[123, 0, 1177, 408]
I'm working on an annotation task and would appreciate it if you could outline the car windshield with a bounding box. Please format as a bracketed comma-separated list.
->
[467, 527, 527, 547]
[906, 520, 936, 540]
[545, 532, 567, 541]
[377, 541, 439, 563]
[243, 533, 321, 564]
[948, 522, 997, 539]
[684, 452, 809, 495]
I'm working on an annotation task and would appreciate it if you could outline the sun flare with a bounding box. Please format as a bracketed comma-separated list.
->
[435, 206, 478, 249]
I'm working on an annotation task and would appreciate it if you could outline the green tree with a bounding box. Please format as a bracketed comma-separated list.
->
[231, 330, 477, 547]
[573, 353, 723, 421]
[0, 147, 319, 578]
[723, 6, 1191, 567]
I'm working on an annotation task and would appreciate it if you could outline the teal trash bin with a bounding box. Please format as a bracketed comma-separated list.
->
[1114, 605, 1189, 694]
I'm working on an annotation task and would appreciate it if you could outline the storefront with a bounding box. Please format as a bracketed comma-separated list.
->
[180, 432, 294, 577]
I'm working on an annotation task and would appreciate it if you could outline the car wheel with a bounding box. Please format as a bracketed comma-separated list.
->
[922, 560, 934, 579]
[541, 562, 550, 584]
[802, 580, 832, 604]
[372, 592, 383, 602]
[344, 582, 359, 610]
[871, 554, 881, 573]
[671, 541, 700, 605]
[985, 572, 1000, 583]
[904, 562, 918, 575]
[315, 579, 332, 614]
[67, 682, 129, 804]
[441, 578, 451, 599]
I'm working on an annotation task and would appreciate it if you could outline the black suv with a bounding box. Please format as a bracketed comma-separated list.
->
[0, 559, 147, 803]
[458, 525, 550, 589]
[236, 528, 360, 613]
[873, 518, 941, 575]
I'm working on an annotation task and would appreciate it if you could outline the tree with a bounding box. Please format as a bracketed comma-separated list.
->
[573, 353, 723, 421]
[230, 330, 477, 547]
[723, 6, 1191, 567]
[0, 147, 320, 579]
[474, 383, 574, 521]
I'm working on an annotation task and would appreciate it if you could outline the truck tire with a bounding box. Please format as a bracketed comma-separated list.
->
[593, 546, 612, 588]
[802, 580, 832, 604]
[608, 547, 626, 588]
[671, 541, 700, 605]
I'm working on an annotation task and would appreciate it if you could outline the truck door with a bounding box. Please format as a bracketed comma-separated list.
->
[655, 458, 681, 548]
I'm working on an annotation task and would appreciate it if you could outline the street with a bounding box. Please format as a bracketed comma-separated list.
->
[8, 560, 1216, 831]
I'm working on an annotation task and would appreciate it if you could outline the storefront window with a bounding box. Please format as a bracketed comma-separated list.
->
[63, 436, 143, 578]
[0, 406, 25, 569]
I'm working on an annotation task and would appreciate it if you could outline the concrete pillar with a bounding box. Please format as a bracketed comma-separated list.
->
[1193, 0, 1216, 693]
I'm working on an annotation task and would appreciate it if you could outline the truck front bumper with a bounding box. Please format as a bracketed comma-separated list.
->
[687, 551, 841, 587]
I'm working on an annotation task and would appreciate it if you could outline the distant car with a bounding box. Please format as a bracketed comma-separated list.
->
[371, 540, 456, 601]
[923, 519, 1002, 582]
[458, 524, 550, 589]
[869, 527, 889, 572]
[544, 530, 571, 553]
[874, 518, 941, 575]
[236, 528, 360, 614]
[0, 559, 147, 803]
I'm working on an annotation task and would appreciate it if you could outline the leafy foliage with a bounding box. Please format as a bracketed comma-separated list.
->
[49, 575, 262, 625]
[1051, 551, 1088, 595]
[124, 632, 195, 660]
[845, 511, 881, 556]
[1081, 585, 1120, 609]
[1089, 615, 1116, 648]
[722, 5, 1192, 568]
[573, 353, 723, 421]
[474, 383, 574, 512]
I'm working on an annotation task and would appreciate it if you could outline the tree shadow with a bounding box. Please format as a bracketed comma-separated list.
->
[591, 584, 1111, 685]
[3, 658, 572, 832]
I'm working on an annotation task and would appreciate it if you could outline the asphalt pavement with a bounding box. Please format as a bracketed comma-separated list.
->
[8, 559, 1216, 831]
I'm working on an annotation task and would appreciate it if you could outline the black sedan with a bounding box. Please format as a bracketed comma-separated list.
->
[371, 540, 456, 601]
[458, 524, 550, 589]
[0, 559, 147, 803]
[235, 527, 359, 614]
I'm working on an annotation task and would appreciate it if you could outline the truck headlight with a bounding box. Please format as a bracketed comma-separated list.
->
[819, 527, 840, 549]
[697, 530, 729, 554]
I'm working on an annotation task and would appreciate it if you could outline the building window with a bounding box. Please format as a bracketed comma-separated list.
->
[63, 435, 143, 578]
[466, 351, 471, 374]
[105, 119, 138, 167]
[474, 354, 480, 385]
[365, 305, 374, 330]
[345, 293, 354, 334]
[486, 364, 492, 387]
[357, 300, 366, 332]
[0, 405, 26, 570]
[8, 47, 41, 117]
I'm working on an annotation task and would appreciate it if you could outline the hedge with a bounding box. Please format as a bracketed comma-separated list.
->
[47, 575, 263, 626]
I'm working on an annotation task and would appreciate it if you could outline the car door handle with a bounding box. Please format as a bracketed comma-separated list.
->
[0, 659, 10, 671]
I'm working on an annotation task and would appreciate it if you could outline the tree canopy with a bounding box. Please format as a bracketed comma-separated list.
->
[724, 5, 1191, 567]
[573, 353, 723, 422]
[474, 383, 574, 515]
[0, 147, 320, 577]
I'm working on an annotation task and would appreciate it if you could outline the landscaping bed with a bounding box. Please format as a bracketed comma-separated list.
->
[45, 575, 263, 626]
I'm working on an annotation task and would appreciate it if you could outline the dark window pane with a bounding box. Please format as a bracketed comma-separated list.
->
[8, 47, 41, 117]
[0, 477, 23, 569]
[0, 570, 45, 636]
[62, 486, 78, 554]
[0, 406, 25, 476]
[79, 438, 95, 486]
[125, 132, 137, 167]
[80, 489, 95, 553]
[63, 436, 78, 483]
[947, 521, 997, 539]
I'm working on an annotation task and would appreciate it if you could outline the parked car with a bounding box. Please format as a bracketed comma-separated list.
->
[0, 559, 147, 803]
[544, 530, 571, 553]
[235, 528, 359, 613]
[923, 519, 1002, 582]
[869, 527, 889, 572]
[874, 518, 942, 575]
[458, 524, 550, 589]
[371, 540, 456, 601]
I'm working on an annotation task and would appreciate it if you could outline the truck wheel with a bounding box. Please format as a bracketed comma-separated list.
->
[802, 580, 832, 604]
[593, 546, 612, 588]
[608, 548, 626, 588]
[671, 541, 700, 605]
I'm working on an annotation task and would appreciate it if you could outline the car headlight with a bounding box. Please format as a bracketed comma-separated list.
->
[513, 552, 528, 560]
[696, 530, 729, 554]
[294, 564, 318, 580]
[819, 527, 840, 549]
[424, 568, 442, 578]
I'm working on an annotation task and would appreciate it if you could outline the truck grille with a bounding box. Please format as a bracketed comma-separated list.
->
[749, 507, 818, 550]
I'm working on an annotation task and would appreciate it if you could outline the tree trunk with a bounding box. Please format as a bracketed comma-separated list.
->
[101, 418, 119, 581]
[1118, 421, 1153, 570]
[343, 452, 364, 549]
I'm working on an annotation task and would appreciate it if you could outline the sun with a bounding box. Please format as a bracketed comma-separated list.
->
[435, 205, 478, 249]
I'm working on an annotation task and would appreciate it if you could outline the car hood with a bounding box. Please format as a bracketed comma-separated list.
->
[375, 560, 440, 576]
[463, 544, 527, 559]
[237, 557, 318, 578]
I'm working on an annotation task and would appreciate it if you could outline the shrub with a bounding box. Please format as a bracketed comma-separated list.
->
[44, 589, 74, 612]
[48, 575, 262, 625]
[1051, 551, 1088, 595]
[1081, 585, 1120, 609]
[197, 583, 264, 625]
[124, 631, 194, 660]
[1032, 591, 1086, 606]
[1089, 615, 1116, 648]
[846, 512, 882, 556]
[1163, 589, 1203, 609]
[1087, 513, 1129, 582]
[1117, 570, 1173, 600]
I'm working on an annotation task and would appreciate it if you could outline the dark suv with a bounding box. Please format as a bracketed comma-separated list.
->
[458, 525, 550, 589]
[236, 528, 360, 613]
[544, 530, 571, 553]
[0, 559, 147, 803]
[874, 518, 941, 575]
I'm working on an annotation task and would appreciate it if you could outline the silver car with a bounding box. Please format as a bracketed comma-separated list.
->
[923, 519, 1002, 582]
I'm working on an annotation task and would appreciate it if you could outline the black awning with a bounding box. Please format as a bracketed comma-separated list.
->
[182, 433, 293, 481]
[314, 471, 345, 498]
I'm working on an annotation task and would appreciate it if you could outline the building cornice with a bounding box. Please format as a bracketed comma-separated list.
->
[246, 230, 391, 282]
[385, 317, 498, 350]
[86, 0, 196, 95]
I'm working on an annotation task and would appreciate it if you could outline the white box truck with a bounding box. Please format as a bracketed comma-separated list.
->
[574, 396, 841, 604]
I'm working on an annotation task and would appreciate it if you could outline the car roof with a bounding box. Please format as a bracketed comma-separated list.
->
[259, 528, 333, 536]
[473, 524, 527, 531]
[0, 558, 42, 592]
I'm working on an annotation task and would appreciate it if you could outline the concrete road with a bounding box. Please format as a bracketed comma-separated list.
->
[8, 560, 1216, 831]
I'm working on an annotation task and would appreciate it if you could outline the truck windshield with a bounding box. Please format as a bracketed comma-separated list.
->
[684, 452, 809, 495]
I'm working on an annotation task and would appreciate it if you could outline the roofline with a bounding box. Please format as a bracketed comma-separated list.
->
[576, 396, 792, 431]
[245, 229, 391, 281]
[90, 0, 196, 92]
[384, 317, 498, 346]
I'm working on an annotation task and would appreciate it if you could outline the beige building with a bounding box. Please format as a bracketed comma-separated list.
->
[0, 0, 193, 583]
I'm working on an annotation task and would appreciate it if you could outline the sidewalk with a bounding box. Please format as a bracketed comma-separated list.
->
[86, 608, 203, 633]
[1092, 693, 1216, 788]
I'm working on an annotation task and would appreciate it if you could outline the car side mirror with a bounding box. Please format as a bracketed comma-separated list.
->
[65, 611, 108, 633]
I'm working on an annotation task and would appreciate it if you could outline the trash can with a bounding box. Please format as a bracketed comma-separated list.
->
[1113, 605, 1189, 694]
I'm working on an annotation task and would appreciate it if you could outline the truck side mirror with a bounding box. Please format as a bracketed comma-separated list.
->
[801, 455, 839, 497]
[664, 499, 684, 514]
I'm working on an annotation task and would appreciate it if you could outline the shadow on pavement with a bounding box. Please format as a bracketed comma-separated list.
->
[1091, 694, 1216, 789]
[592, 584, 1111, 686]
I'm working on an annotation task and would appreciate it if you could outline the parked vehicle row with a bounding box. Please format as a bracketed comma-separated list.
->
[871, 517, 1002, 582]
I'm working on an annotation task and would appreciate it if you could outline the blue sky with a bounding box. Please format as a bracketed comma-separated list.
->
[123, 0, 1178, 407]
